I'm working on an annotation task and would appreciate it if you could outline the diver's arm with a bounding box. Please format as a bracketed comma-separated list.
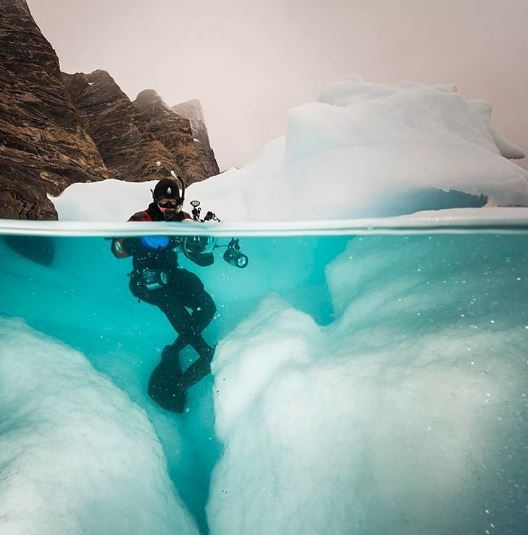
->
[110, 210, 151, 258]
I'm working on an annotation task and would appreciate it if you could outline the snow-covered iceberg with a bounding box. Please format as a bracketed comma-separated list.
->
[52, 76, 528, 222]
[0, 317, 198, 535]
[191, 76, 528, 220]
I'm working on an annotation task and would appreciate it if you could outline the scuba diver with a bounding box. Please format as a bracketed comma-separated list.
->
[111, 175, 217, 413]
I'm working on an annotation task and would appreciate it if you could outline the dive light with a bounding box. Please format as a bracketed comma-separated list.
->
[223, 239, 248, 269]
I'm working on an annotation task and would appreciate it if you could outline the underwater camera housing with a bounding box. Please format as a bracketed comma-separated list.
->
[187, 200, 248, 268]
[141, 269, 168, 291]
[183, 235, 215, 266]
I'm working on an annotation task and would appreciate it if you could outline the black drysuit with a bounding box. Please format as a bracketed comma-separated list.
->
[123, 203, 217, 394]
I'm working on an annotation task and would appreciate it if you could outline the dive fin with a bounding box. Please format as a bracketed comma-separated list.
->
[148, 345, 186, 413]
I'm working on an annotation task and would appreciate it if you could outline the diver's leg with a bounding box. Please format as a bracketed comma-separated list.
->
[164, 270, 217, 349]
[159, 339, 184, 370]
[158, 291, 194, 335]
[189, 290, 217, 334]
[180, 286, 217, 388]
[160, 270, 218, 389]
[182, 296, 216, 389]
[175, 270, 217, 342]
[169, 269, 216, 333]
[129, 278, 188, 411]
[156, 323, 214, 391]
[181, 285, 217, 387]
[180, 343, 215, 389]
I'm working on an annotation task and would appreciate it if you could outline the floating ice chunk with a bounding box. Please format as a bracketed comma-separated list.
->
[53, 77, 528, 221]
[50, 178, 157, 221]
[0, 317, 198, 535]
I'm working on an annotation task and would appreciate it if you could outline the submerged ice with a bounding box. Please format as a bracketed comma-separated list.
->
[0, 317, 198, 535]
[208, 234, 528, 534]
[0, 229, 527, 533]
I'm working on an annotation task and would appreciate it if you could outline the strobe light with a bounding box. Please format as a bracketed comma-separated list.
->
[223, 239, 248, 268]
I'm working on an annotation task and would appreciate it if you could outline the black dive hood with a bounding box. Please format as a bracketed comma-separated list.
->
[152, 171, 186, 205]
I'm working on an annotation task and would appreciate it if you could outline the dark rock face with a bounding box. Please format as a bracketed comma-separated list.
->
[134, 90, 219, 185]
[0, 0, 220, 221]
[62, 71, 176, 183]
[0, 0, 110, 219]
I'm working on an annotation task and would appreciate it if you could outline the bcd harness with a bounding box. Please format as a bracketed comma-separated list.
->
[112, 210, 173, 293]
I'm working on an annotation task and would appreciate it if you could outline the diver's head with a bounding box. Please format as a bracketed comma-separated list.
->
[153, 178, 183, 220]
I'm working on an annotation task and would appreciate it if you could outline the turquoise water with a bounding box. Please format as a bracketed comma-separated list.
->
[0, 228, 527, 534]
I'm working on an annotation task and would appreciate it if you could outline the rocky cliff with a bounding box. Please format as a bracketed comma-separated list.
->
[0, 0, 219, 220]
[134, 90, 219, 186]
[0, 0, 109, 219]
[62, 71, 176, 183]
[62, 72, 219, 186]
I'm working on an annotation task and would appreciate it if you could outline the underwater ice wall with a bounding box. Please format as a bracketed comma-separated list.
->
[0, 317, 198, 535]
[0, 232, 346, 534]
[1, 227, 527, 534]
[207, 233, 528, 534]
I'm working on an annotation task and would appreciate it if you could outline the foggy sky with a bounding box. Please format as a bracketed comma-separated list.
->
[26, 0, 528, 171]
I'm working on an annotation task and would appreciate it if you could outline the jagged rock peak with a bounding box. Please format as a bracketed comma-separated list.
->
[172, 99, 204, 121]
[134, 89, 171, 118]
[63, 70, 129, 109]
[62, 71, 176, 183]
[133, 91, 219, 183]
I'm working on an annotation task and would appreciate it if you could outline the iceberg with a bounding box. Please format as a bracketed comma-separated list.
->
[52, 77, 527, 222]
[5, 76, 528, 534]
[188, 76, 528, 220]
[207, 232, 528, 534]
[0, 317, 198, 535]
